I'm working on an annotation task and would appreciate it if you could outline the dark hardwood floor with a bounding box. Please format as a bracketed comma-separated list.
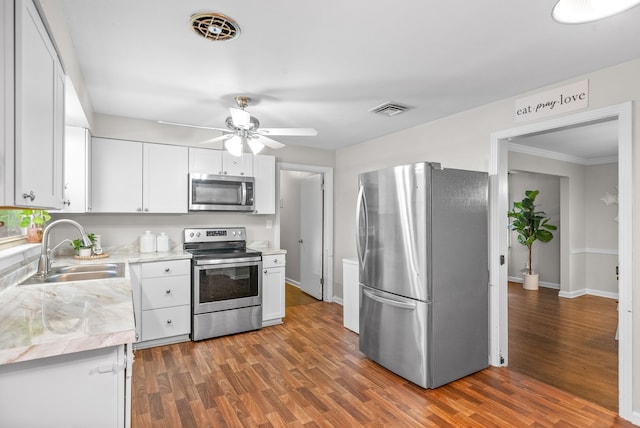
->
[131, 300, 631, 427]
[508, 282, 619, 412]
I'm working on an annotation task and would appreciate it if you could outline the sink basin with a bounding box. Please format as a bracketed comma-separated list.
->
[49, 263, 122, 274]
[44, 270, 123, 283]
[21, 263, 125, 285]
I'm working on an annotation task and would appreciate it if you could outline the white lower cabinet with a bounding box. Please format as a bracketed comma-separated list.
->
[131, 259, 191, 348]
[0, 344, 132, 428]
[262, 253, 286, 326]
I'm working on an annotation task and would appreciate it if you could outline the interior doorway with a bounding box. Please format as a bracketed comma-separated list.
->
[489, 102, 633, 420]
[276, 162, 334, 303]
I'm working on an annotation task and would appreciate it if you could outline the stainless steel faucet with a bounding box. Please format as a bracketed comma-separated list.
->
[36, 219, 93, 277]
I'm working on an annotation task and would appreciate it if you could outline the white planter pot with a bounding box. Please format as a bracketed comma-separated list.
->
[523, 273, 539, 290]
[77, 247, 92, 257]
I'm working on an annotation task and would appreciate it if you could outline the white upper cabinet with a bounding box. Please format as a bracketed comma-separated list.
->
[189, 147, 253, 176]
[253, 154, 276, 214]
[222, 151, 253, 176]
[91, 137, 142, 213]
[2, 0, 64, 208]
[143, 143, 189, 213]
[91, 138, 189, 213]
[58, 125, 90, 213]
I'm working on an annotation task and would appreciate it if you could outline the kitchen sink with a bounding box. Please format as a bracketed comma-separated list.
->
[21, 263, 125, 285]
[49, 263, 122, 274]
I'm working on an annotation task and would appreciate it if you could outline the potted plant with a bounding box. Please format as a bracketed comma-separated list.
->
[71, 233, 96, 257]
[19, 209, 51, 243]
[507, 190, 557, 290]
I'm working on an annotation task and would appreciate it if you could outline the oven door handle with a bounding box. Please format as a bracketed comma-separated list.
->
[194, 256, 262, 266]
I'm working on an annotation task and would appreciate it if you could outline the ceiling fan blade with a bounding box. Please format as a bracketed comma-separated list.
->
[230, 108, 251, 129]
[255, 135, 286, 149]
[157, 120, 229, 133]
[200, 134, 234, 145]
[257, 128, 317, 136]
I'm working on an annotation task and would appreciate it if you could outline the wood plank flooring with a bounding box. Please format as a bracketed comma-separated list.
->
[285, 283, 320, 307]
[507, 282, 619, 412]
[131, 301, 632, 427]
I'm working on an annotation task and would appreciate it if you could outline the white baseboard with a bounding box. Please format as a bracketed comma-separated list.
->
[285, 278, 301, 288]
[332, 297, 343, 305]
[508, 276, 618, 299]
[508, 276, 559, 290]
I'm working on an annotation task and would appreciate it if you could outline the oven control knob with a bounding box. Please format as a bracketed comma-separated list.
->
[238, 231, 243, 236]
[196, 232, 201, 237]
[189, 232, 194, 238]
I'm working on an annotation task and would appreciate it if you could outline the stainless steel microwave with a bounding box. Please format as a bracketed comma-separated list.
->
[189, 173, 255, 211]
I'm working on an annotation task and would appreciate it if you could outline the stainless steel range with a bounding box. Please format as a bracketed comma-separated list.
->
[184, 227, 262, 341]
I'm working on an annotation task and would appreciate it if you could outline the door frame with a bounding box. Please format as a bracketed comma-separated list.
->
[488, 101, 633, 420]
[276, 162, 334, 302]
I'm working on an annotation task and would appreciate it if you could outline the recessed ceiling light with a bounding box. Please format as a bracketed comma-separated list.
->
[190, 12, 240, 41]
[552, 0, 640, 24]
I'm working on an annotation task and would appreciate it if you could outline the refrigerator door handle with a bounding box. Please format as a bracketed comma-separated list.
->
[363, 288, 417, 310]
[355, 185, 368, 267]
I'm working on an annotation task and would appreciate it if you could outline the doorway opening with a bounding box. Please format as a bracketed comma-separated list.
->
[276, 162, 334, 304]
[489, 102, 633, 420]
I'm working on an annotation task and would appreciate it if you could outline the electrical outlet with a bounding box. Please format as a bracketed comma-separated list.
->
[266, 220, 272, 229]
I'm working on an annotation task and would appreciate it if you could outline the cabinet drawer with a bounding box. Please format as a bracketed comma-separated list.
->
[141, 275, 190, 310]
[142, 305, 190, 341]
[141, 259, 190, 278]
[262, 254, 286, 268]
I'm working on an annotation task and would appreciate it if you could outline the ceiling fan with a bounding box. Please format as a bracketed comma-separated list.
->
[158, 96, 317, 156]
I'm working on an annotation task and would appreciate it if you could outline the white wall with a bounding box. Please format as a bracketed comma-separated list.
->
[508, 171, 561, 286]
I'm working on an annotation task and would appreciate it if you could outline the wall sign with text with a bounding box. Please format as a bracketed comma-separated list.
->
[514, 80, 589, 122]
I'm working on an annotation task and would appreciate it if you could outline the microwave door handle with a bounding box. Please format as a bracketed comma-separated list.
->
[241, 182, 247, 205]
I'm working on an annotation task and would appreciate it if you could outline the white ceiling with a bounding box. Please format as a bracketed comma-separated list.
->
[54, 0, 640, 153]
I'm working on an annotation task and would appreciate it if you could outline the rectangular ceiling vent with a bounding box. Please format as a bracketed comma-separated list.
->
[369, 102, 409, 117]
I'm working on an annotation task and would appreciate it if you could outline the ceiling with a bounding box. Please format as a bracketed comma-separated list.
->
[53, 0, 640, 153]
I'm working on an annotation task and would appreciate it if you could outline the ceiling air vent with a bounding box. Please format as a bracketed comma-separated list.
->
[369, 102, 409, 117]
[190, 12, 240, 41]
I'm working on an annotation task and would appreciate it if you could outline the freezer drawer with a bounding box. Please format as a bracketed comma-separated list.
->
[359, 285, 428, 388]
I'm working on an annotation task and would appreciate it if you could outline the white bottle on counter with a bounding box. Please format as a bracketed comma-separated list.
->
[139, 230, 156, 253]
[156, 232, 170, 252]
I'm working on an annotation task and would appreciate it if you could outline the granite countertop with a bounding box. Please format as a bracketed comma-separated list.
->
[247, 241, 287, 256]
[0, 247, 192, 366]
[0, 273, 135, 365]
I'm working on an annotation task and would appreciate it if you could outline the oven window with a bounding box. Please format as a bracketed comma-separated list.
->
[198, 265, 259, 303]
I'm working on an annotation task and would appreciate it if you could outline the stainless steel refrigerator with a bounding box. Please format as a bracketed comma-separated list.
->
[357, 162, 489, 388]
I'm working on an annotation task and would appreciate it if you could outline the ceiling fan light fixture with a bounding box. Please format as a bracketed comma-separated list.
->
[247, 139, 265, 155]
[225, 136, 243, 157]
[552, 0, 640, 23]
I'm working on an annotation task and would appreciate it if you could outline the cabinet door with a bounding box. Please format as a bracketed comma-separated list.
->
[223, 151, 253, 176]
[262, 266, 285, 323]
[91, 137, 142, 213]
[189, 147, 223, 174]
[253, 154, 276, 214]
[143, 143, 188, 213]
[14, 0, 63, 208]
[59, 126, 89, 213]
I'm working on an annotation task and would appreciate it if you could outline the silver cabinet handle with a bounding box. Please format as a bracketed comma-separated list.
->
[63, 200, 71, 206]
[274, 258, 278, 263]
[264, 270, 267, 274]
[166, 319, 172, 325]
[164, 268, 171, 273]
[144, 208, 149, 212]
[22, 191, 36, 201]
[165, 289, 171, 294]
[136, 207, 142, 212]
